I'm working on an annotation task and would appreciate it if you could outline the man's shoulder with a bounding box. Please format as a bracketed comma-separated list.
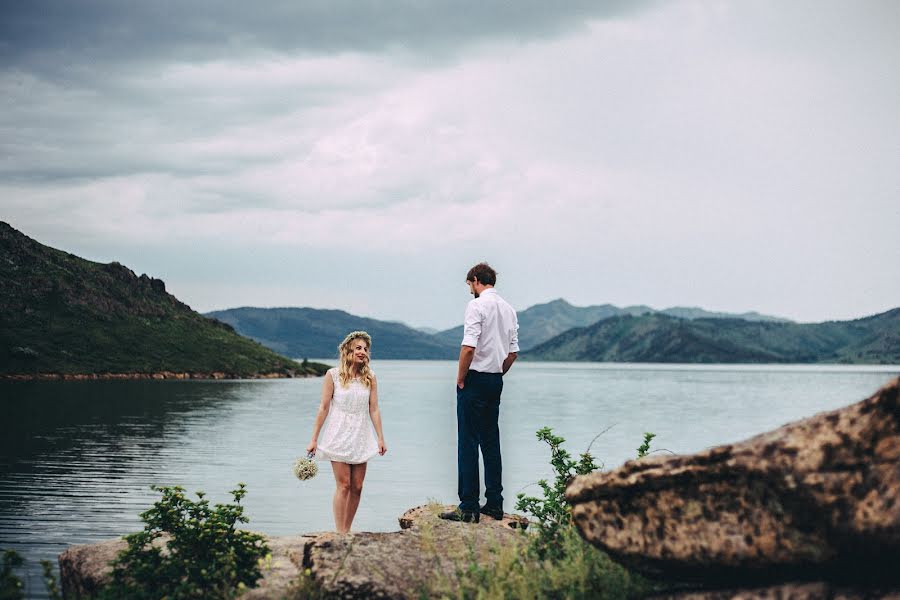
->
[490, 292, 515, 311]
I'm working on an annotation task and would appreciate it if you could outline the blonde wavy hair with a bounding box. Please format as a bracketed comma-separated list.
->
[337, 331, 374, 388]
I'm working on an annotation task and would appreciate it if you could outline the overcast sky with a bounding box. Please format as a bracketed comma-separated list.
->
[2, 1, 898, 329]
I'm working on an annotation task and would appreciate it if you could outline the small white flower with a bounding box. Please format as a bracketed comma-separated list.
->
[292, 456, 318, 481]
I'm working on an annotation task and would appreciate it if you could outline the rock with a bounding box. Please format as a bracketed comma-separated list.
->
[649, 581, 900, 600]
[566, 377, 900, 586]
[301, 504, 526, 598]
[58, 504, 530, 599]
[59, 538, 126, 599]
[398, 503, 528, 530]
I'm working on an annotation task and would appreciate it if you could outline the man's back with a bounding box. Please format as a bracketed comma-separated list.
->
[462, 288, 519, 373]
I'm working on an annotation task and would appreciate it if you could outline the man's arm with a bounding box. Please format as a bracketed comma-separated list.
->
[502, 351, 517, 375]
[457, 345, 475, 388]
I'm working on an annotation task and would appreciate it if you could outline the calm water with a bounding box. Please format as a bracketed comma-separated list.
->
[1, 361, 898, 595]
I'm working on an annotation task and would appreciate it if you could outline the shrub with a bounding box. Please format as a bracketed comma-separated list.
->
[1, 549, 24, 600]
[100, 483, 269, 600]
[448, 426, 660, 599]
[515, 426, 599, 559]
[40, 560, 61, 600]
[0, 550, 59, 600]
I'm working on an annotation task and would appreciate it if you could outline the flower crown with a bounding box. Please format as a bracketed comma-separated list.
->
[338, 330, 372, 355]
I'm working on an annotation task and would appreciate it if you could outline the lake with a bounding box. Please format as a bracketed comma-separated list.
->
[1, 361, 898, 595]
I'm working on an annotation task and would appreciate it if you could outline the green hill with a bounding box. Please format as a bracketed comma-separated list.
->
[523, 311, 900, 364]
[205, 307, 459, 360]
[0, 222, 327, 378]
[434, 298, 789, 351]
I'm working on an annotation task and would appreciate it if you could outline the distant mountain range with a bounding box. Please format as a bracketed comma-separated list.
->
[4, 220, 895, 370]
[205, 307, 457, 360]
[206, 299, 899, 364]
[432, 298, 790, 352]
[0, 222, 325, 378]
[522, 311, 900, 364]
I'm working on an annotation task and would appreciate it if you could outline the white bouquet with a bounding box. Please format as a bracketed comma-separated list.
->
[292, 453, 318, 481]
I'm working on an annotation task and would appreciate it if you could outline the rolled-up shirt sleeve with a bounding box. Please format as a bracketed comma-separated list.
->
[461, 301, 482, 347]
[509, 322, 520, 353]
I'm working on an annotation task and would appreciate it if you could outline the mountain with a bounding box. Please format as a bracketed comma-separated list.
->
[523, 310, 900, 364]
[434, 298, 790, 352]
[657, 306, 790, 322]
[0, 222, 324, 378]
[205, 307, 459, 360]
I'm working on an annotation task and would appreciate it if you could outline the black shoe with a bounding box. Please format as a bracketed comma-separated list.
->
[439, 509, 480, 523]
[479, 505, 504, 520]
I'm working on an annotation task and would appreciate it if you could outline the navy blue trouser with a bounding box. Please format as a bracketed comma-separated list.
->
[457, 370, 503, 513]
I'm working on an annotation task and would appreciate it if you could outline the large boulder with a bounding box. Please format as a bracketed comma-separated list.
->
[566, 377, 899, 587]
[649, 581, 899, 600]
[59, 504, 527, 599]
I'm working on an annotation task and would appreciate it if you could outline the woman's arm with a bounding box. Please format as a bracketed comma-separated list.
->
[368, 376, 387, 455]
[306, 371, 334, 455]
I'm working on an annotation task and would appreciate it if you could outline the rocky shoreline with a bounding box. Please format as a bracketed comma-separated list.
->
[0, 370, 323, 381]
[59, 504, 529, 599]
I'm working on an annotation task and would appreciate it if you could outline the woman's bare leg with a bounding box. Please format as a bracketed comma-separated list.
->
[331, 461, 352, 533]
[344, 462, 368, 532]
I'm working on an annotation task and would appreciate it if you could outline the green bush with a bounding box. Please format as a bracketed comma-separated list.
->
[0, 550, 60, 600]
[40, 560, 61, 600]
[445, 427, 660, 599]
[100, 483, 269, 600]
[515, 426, 600, 559]
[1, 550, 24, 600]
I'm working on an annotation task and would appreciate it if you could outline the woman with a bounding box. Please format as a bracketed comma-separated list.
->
[307, 331, 387, 533]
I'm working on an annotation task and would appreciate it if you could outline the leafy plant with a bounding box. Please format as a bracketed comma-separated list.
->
[0, 549, 63, 600]
[636, 432, 656, 458]
[39, 560, 61, 600]
[100, 483, 269, 600]
[434, 427, 660, 599]
[1, 549, 24, 600]
[515, 427, 657, 560]
[515, 427, 600, 559]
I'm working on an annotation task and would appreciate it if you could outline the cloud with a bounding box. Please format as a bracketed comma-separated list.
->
[0, 1, 656, 73]
[1, 1, 898, 326]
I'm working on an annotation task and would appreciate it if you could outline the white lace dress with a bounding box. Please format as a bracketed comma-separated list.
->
[316, 368, 380, 464]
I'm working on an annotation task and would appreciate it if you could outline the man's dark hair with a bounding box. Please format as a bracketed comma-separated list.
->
[466, 262, 497, 286]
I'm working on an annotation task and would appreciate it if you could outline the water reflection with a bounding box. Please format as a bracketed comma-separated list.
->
[2, 380, 247, 474]
[0, 379, 265, 597]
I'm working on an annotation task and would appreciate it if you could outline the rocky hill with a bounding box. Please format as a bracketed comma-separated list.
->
[0, 222, 325, 378]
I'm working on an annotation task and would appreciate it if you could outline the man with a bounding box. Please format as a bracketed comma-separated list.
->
[441, 262, 519, 523]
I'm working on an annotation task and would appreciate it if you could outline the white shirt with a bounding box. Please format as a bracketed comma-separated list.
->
[461, 288, 519, 373]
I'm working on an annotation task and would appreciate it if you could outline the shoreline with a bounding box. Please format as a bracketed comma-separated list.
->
[0, 370, 324, 382]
